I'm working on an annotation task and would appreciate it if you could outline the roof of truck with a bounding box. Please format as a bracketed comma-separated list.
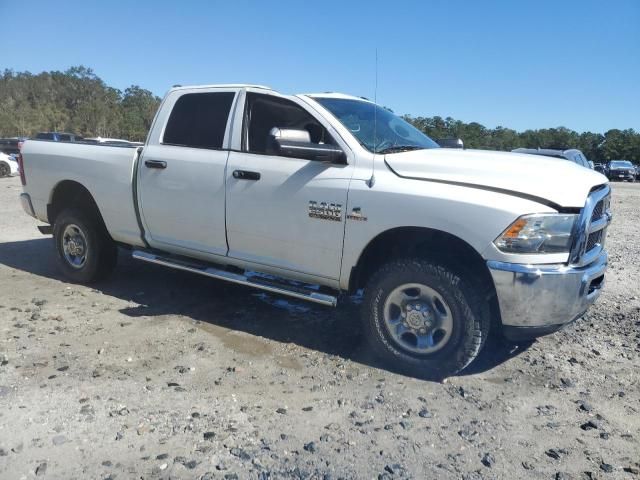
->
[304, 92, 374, 102]
[169, 84, 273, 92]
[167, 85, 370, 103]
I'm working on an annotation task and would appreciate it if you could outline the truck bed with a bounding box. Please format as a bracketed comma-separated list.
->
[20, 140, 145, 247]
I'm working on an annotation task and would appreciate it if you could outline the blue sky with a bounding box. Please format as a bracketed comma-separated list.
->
[2, 0, 638, 132]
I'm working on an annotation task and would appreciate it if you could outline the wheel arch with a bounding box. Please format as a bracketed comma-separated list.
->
[47, 180, 109, 236]
[348, 226, 501, 325]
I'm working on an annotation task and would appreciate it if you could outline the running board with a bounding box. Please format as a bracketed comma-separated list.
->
[131, 250, 338, 307]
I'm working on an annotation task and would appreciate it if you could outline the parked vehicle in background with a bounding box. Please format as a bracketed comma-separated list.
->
[18, 84, 612, 378]
[606, 160, 636, 182]
[35, 132, 83, 142]
[0, 137, 28, 156]
[84, 137, 144, 147]
[594, 163, 606, 175]
[0, 152, 19, 177]
[512, 148, 593, 169]
[436, 138, 464, 149]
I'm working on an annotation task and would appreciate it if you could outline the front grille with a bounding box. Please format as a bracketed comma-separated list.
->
[591, 200, 603, 222]
[586, 230, 603, 251]
[570, 185, 611, 265]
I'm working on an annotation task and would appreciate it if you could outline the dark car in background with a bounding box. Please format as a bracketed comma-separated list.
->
[606, 160, 636, 182]
[0, 137, 28, 156]
[35, 132, 83, 142]
[512, 148, 593, 169]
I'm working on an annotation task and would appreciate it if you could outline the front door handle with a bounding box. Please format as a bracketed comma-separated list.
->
[145, 160, 167, 169]
[233, 170, 261, 181]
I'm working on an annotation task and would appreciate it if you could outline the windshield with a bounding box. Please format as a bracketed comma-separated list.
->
[610, 160, 633, 168]
[313, 97, 439, 154]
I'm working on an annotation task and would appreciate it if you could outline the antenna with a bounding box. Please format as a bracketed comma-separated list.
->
[368, 49, 378, 188]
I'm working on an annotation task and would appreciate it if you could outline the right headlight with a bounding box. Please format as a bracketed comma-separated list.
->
[494, 213, 578, 254]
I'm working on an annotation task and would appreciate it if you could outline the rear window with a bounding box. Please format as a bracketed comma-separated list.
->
[163, 92, 235, 149]
[36, 133, 55, 140]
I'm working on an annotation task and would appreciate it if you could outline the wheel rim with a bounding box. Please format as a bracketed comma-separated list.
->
[62, 224, 88, 269]
[383, 283, 454, 354]
[0, 164, 8, 177]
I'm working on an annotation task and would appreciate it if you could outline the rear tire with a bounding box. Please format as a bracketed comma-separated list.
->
[53, 208, 117, 283]
[0, 162, 9, 177]
[362, 258, 489, 379]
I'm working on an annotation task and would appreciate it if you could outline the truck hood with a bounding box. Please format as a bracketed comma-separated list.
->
[384, 148, 608, 208]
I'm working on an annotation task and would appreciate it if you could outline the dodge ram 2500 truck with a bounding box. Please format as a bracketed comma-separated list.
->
[18, 84, 612, 377]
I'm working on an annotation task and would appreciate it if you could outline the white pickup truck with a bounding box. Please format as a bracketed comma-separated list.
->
[18, 84, 612, 377]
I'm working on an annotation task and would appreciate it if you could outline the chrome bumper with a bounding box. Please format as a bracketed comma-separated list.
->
[20, 193, 36, 218]
[487, 251, 607, 330]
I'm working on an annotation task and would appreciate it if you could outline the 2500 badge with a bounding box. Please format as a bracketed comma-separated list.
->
[308, 201, 342, 221]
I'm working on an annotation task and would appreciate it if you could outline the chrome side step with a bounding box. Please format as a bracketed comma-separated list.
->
[131, 250, 337, 307]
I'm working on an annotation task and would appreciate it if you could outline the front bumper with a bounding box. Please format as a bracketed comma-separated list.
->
[487, 252, 607, 340]
[609, 171, 635, 181]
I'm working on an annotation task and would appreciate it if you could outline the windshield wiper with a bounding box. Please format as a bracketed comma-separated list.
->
[376, 145, 426, 154]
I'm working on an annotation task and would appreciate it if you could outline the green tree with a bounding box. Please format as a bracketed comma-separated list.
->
[121, 86, 160, 141]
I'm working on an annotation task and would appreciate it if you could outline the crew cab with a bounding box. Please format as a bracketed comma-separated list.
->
[18, 84, 612, 378]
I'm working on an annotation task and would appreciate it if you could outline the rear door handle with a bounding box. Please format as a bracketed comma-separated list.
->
[233, 170, 260, 181]
[145, 160, 167, 169]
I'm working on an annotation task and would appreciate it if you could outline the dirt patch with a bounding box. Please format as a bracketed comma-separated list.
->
[0, 176, 638, 478]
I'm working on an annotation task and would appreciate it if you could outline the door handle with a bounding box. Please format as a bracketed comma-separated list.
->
[233, 170, 261, 181]
[145, 160, 167, 169]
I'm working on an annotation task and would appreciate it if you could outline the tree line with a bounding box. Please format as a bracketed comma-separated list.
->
[1, 66, 638, 163]
[0, 67, 161, 142]
[403, 116, 640, 164]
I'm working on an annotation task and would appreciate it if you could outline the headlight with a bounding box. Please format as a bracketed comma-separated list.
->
[494, 214, 578, 254]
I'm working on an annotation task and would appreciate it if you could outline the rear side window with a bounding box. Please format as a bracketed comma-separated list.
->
[163, 92, 235, 149]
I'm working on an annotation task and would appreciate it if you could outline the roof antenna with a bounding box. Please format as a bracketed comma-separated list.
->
[367, 48, 378, 188]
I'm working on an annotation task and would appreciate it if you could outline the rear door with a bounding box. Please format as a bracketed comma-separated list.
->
[137, 87, 240, 256]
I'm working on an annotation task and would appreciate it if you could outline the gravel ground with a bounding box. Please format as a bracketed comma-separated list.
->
[0, 176, 638, 479]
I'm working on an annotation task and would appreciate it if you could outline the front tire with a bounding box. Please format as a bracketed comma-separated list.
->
[53, 208, 117, 283]
[362, 259, 489, 379]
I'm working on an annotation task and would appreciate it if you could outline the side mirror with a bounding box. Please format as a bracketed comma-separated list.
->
[436, 138, 464, 149]
[268, 128, 346, 164]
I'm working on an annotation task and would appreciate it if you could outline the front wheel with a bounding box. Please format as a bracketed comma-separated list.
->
[53, 208, 117, 283]
[362, 259, 489, 379]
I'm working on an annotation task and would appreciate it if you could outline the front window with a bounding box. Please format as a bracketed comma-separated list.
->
[244, 93, 334, 155]
[313, 97, 439, 154]
[610, 160, 633, 169]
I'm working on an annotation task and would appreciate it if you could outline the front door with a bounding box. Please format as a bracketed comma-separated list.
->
[225, 92, 353, 280]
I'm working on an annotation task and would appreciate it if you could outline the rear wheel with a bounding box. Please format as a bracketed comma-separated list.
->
[53, 208, 117, 283]
[0, 162, 9, 177]
[362, 258, 489, 379]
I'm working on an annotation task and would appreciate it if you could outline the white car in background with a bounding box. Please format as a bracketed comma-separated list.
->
[0, 152, 19, 178]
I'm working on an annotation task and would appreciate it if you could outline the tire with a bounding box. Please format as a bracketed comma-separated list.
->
[0, 162, 9, 178]
[53, 208, 117, 283]
[362, 258, 490, 379]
